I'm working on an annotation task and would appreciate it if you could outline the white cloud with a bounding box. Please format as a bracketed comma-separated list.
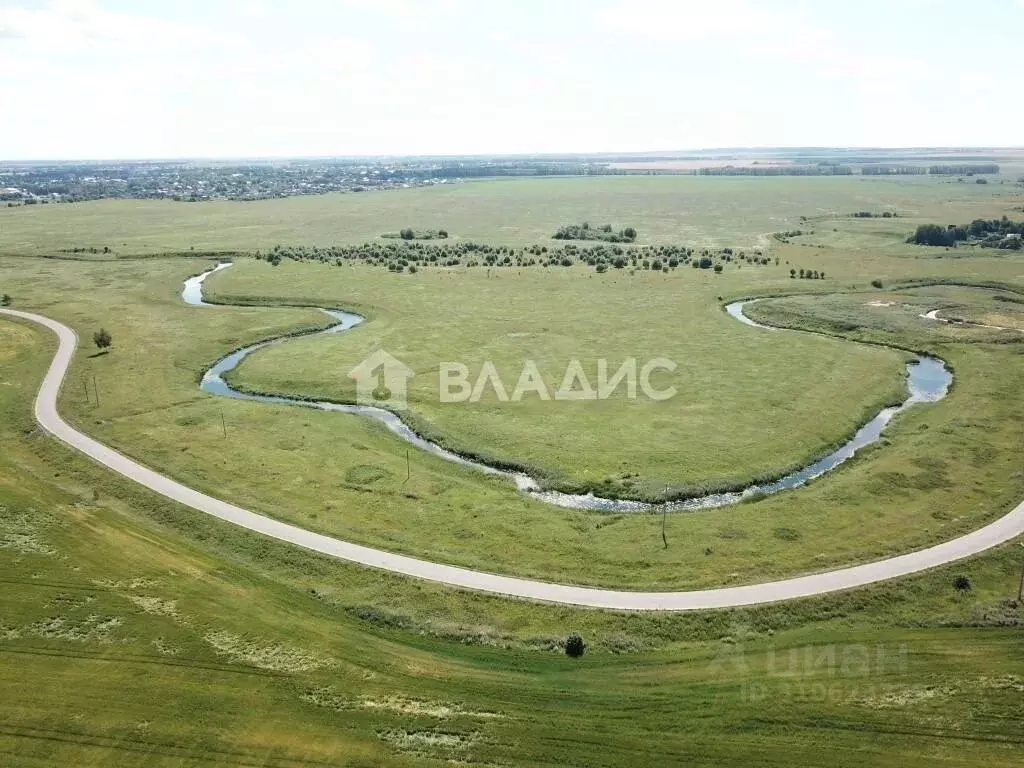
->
[0, 0, 204, 47]
[592, 0, 828, 46]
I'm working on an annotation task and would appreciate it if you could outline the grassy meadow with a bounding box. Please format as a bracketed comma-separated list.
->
[214, 258, 910, 499]
[2, 173, 1024, 765]
[0, 173, 1020, 254]
[0, 248, 1021, 588]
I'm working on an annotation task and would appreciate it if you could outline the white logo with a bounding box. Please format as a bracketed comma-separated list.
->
[348, 349, 414, 410]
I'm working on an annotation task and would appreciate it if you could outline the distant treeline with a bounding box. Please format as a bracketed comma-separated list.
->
[697, 165, 853, 176]
[928, 164, 999, 175]
[862, 163, 999, 176]
[908, 217, 1024, 249]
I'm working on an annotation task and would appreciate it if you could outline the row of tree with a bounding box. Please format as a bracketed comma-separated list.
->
[698, 165, 853, 176]
[256, 241, 772, 274]
[552, 223, 637, 243]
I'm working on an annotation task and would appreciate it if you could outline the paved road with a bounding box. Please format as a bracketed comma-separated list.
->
[3, 305, 1023, 610]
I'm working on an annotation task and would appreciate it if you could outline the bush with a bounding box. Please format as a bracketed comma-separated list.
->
[953, 575, 972, 591]
[1, 294, 11, 306]
[92, 328, 112, 350]
[871, 279, 884, 289]
[713, 263, 724, 273]
[564, 632, 586, 658]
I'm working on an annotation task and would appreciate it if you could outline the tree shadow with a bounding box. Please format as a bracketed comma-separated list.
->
[87, 350, 111, 358]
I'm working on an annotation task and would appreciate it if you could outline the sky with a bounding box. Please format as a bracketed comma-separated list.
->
[1, 0, 1022, 160]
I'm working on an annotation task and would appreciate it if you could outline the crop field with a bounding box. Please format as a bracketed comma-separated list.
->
[2, 173, 1024, 765]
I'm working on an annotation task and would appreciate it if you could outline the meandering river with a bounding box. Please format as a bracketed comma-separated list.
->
[185, 264, 951, 513]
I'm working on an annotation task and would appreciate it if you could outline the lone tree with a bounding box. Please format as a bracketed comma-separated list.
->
[1, 294, 11, 306]
[564, 632, 586, 658]
[93, 328, 112, 351]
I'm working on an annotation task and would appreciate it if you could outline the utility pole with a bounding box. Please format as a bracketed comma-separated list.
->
[661, 485, 669, 549]
[1018, 544, 1024, 604]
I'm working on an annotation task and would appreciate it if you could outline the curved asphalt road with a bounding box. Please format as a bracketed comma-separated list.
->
[3, 305, 1023, 610]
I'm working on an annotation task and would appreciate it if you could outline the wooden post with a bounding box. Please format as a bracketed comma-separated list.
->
[404, 448, 411, 484]
[220, 408, 227, 439]
[92, 375, 99, 408]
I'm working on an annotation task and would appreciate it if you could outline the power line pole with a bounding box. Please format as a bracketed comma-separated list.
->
[661, 485, 669, 549]
[1018, 545, 1024, 604]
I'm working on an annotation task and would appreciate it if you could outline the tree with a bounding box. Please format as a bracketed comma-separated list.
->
[400, 228, 415, 240]
[1, 294, 11, 306]
[437, 229, 448, 239]
[622, 226, 637, 241]
[93, 328, 112, 350]
[564, 632, 586, 658]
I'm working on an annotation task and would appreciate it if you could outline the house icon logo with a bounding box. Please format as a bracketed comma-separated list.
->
[348, 349, 414, 410]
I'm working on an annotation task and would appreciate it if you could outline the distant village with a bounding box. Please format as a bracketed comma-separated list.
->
[0, 159, 472, 204]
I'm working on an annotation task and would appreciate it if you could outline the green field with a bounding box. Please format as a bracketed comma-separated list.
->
[0, 174, 1018, 253]
[2, 173, 1024, 765]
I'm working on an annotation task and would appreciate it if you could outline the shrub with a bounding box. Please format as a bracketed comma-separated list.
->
[1, 294, 11, 306]
[713, 263, 723, 273]
[92, 328, 112, 350]
[564, 632, 586, 658]
[953, 575, 972, 591]
[871, 279, 884, 289]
